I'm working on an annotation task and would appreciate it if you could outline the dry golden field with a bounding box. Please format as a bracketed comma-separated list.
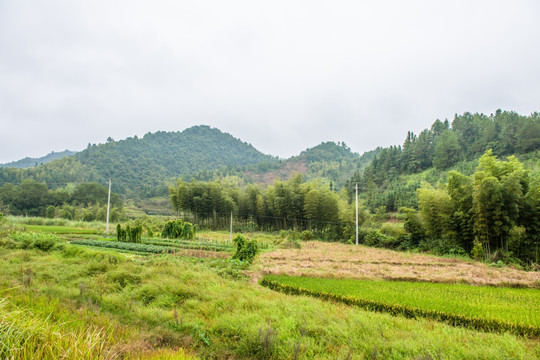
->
[253, 241, 540, 288]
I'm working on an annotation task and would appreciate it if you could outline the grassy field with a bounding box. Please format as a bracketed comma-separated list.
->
[1, 219, 540, 358]
[262, 275, 540, 336]
[1, 244, 539, 358]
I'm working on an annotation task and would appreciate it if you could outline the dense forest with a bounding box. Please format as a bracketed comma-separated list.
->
[356, 111, 540, 211]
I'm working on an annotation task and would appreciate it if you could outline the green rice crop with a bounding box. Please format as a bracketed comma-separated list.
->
[24, 224, 100, 234]
[262, 275, 540, 337]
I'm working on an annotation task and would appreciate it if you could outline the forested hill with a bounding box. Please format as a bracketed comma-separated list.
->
[0, 126, 276, 197]
[0, 150, 77, 169]
[355, 110, 540, 211]
[191, 141, 381, 187]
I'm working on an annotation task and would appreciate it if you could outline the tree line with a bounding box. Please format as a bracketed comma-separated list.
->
[0, 180, 123, 222]
[170, 174, 355, 239]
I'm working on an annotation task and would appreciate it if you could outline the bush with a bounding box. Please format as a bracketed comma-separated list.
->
[8, 232, 62, 252]
[45, 206, 56, 219]
[364, 230, 401, 249]
[232, 234, 258, 263]
[301, 230, 314, 241]
[162, 219, 196, 240]
[471, 240, 484, 261]
[380, 223, 406, 239]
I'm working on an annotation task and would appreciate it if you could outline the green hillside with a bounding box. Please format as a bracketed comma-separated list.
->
[355, 110, 540, 211]
[0, 126, 276, 197]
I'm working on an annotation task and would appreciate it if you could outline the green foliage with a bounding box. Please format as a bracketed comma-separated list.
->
[357, 111, 539, 211]
[171, 176, 348, 238]
[471, 240, 484, 261]
[72, 239, 176, 254]
[128, 224, 143, 243]
[7, 232, 62, 252]
[301, 230, 314, 241]
[1, 126, 276, 199]
[262, 275, 540, 337]
[116, 223, 127, 241]
[364, 230, 401, 249]
[399, 207, 426, 247]
[0, 150, 76, 169]
[433, 130, 462, 169]
[161, 219, 196, 240]
[403, 150, 540, 264]
[231, 234, 258, 263]
[73, 237, 235, 254]
[0, 180, 123, 221]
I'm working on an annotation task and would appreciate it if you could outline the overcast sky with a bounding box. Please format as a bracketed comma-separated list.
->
[1, 1, 539, 163]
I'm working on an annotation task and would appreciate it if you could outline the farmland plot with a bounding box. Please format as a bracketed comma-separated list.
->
[262, 275, 540, 337]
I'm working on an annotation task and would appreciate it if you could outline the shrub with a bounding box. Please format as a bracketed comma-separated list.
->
[232, 234, 258, 263]
[301, 230, 314, 241]
[380, 223, 406, 239]
[365, 230, 400, 249]
[107, 269, 141, 289]
[45, 206, 56, 219]
[471, 240, 484, 261]
[8, 232, 61, 252]
[162, 219, 196, 240]
[181, 222, 196, 240]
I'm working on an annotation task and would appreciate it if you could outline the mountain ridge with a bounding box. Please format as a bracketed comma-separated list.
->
[0, 150, 77, 169]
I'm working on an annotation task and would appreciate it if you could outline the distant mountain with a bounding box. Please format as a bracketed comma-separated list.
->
[0, 150, 77, 169]
[0, 126, 277, 197]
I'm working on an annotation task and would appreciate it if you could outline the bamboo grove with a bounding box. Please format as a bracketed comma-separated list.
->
[170, 174, 353, 239]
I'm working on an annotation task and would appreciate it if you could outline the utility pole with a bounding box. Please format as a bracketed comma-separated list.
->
[106, 178, 111, 233]
[230, 211, 233, 242]
[355, 182, 358, 246]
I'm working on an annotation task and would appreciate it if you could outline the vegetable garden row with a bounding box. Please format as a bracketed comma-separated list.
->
[71, 238, 234, 254]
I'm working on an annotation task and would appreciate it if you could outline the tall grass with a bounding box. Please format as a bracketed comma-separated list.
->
[0, 245, 537, 359]
[0, 297, 114, 359]
[6, 216, 106, 230]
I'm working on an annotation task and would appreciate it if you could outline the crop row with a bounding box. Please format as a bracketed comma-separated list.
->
[260, 278, 540, 338]
[143, 238, 235, 252]
[71, 239, 180, 254]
